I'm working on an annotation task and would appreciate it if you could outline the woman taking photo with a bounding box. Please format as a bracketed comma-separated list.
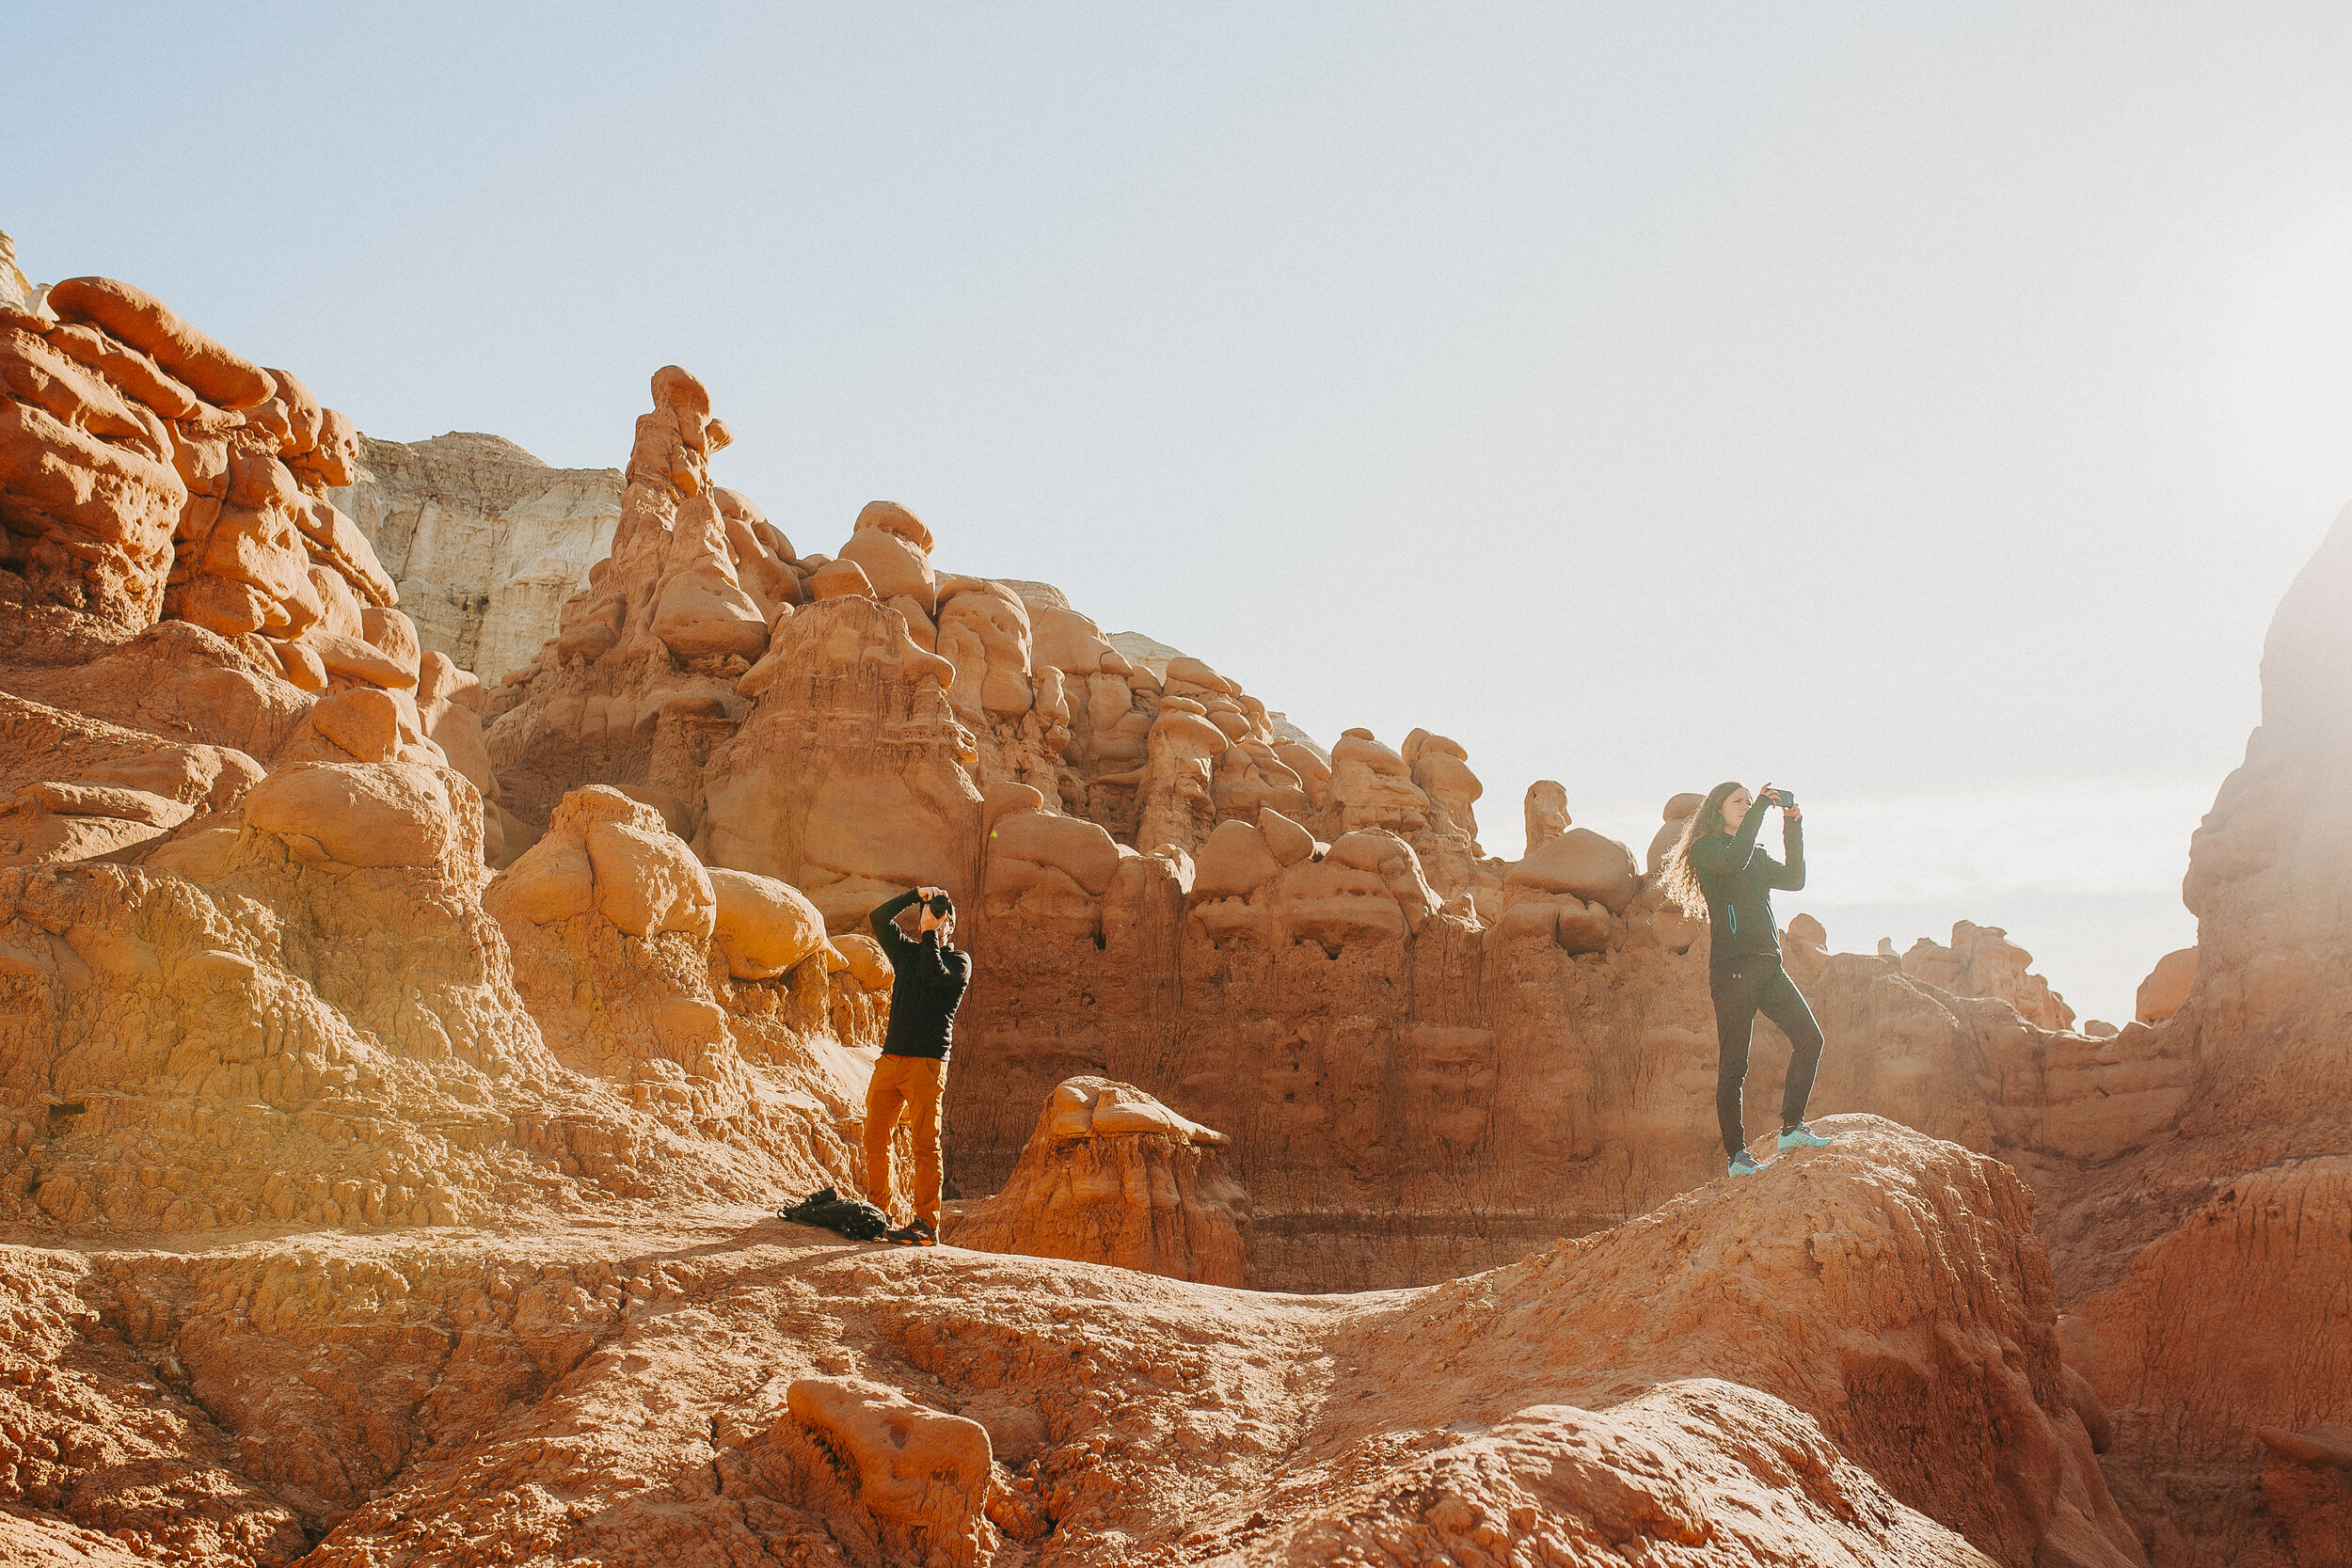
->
[1660, 782, 1833, 1177]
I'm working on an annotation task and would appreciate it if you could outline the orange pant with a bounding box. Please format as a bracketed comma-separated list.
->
[863, 1053, 945, 1228]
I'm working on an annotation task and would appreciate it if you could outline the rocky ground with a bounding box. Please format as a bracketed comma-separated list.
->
[3, 1119, 2130, 1568]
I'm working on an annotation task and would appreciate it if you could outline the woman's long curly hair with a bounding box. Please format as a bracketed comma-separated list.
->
[1657, 780, 1746, 918]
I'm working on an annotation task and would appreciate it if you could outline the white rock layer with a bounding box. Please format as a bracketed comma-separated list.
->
[334, 432, 621, 684]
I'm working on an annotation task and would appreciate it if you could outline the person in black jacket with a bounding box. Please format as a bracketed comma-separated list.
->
[1659, 782, 1833, 1178]
[862, 885, 972, 1244]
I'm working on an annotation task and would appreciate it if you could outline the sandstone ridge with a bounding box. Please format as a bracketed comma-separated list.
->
[0, 1119, 2136, 1566]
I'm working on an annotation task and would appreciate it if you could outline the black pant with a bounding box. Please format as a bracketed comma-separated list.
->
[1710, 957, 1825, 1157]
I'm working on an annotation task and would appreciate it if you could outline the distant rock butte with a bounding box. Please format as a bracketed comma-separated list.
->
[1, 256, 2345, 1565]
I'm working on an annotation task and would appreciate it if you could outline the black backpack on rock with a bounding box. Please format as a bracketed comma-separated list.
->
[777, 1186, 892, 1242]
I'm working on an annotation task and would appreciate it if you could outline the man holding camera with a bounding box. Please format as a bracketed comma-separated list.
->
[862, 884, 971, 1246]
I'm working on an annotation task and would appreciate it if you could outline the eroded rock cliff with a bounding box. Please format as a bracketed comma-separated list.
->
[336, 432, 621, 687]
[0, 251, 2340, 1564]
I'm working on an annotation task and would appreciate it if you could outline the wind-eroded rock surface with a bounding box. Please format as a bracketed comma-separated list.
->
[0, 1120, 2134, 1567]
[952, 1076, 1249, 1286]
[1, 248, 2344, 1563]
[335, 433, 621, 688]
[2032, 504, 2352, 1568]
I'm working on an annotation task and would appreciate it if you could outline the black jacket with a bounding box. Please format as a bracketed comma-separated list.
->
[1692, 805, 1804, 970]
[869, 889, 972, 1059]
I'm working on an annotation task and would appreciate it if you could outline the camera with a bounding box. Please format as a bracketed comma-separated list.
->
[1763, 787, 1797, 809]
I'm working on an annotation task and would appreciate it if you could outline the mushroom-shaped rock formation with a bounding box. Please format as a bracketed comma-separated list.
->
[1209, 734, 1313, 827]
[1523, 778, 1571, 852]
[1327, 729, 1430, 835]
[489, 784, 713, 940]
[625, 365, 770, 666]
[701, 594, 978, 930]
[935, 575, 1035, 722]
[952, 1075, 1248, 1285]
[1186, 815, 1441, 951]
[486, 365, 833, 828]
[1282, 829, 1442, 945]
[1404, 729, 1482, 847]
[1509, 825, 1642, 912]
[981, 788, 1128, 939]
[1501, 825, 1643, 953]
[1119, 703, 1228, 856]
[484, 784, 882, 1150]
[1395, 727, 1486, 900]
[836, 499, 938, 614]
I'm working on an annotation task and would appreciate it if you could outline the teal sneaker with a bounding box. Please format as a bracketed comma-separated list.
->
[1778, 1121, 1833, 1150]
[1728, 1149, 1764, 1178]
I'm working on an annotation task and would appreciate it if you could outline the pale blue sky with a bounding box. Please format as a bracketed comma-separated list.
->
[13, 4, 2352, 1019]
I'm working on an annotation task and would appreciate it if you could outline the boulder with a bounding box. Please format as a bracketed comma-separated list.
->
[2135, 946, 2196, 1024]
[837, 501, 936, 612]
[244, 761, 474, 872]
[832, 932, 894, 991]
[1327, 730, 1429, 833]
[485, 785, 713, 939]
[1191, 818, 1281, 902]
[45, 277, 276, 409]
[935, 577, 1034, 720]
[1647, 790, 1704, 875]
[782, 1377, 998, 1568]
[708, 867, 827, 979]
[585, 821, 714, 939]
[1507, 827, 1642, 913]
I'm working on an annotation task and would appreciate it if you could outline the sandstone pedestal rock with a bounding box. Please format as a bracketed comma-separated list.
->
[953, 1076, 1249, 1286]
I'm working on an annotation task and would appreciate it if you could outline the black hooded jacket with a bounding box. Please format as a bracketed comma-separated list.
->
[869, 889, 973, 1059]
[1692, 802, 1805, 970]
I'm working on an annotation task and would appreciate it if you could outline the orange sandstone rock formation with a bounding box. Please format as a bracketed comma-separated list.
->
[952, 1076, 1249, 1286]
[0, 1119, 2137, 1566]
[1895, 919, 2076, 1032]
[2033, 505, 2352, 1567]
[1, 255, 2338, 1563]
[0, 281, 889, 1261]
[2133, 944, 2196, 1023]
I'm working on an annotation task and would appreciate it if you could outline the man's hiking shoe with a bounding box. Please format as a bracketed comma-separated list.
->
[1728, 1150, 1764, 1178]
[1777, 1122, 1834, 1150]
[888, 1219, 938, 1247]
